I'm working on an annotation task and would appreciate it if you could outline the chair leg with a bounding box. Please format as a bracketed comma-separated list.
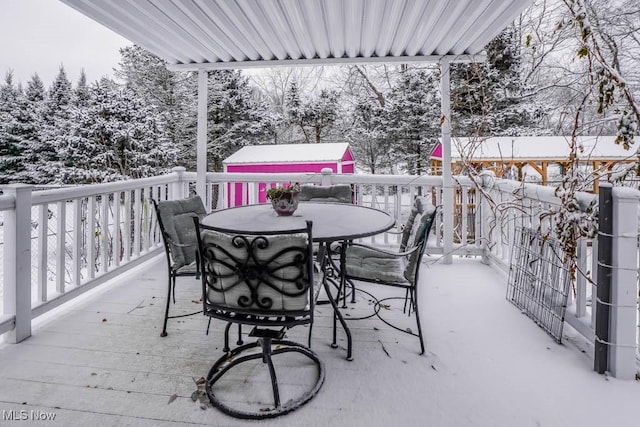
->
[403, 288, 410, 314]
[223, 322, 232, 352]
[411, 287, 426, 355]
[172, 275, 177, 304]
[348, 279, 357, 303]
[374, 292, 425, 355]
[160, 274, 174, 337]
[259, 337, 281, 408]
[324, 278, 353, 361]
[237, 324, 243, 346]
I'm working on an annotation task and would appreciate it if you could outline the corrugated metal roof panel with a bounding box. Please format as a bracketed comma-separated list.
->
[60, 0, 533, 69]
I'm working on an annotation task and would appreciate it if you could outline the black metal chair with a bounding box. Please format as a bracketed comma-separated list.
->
[338, 196, 438, 354]
[194, 218, 324, 419]
[299, 184, 356, 300]
[151, 196, 206, 337]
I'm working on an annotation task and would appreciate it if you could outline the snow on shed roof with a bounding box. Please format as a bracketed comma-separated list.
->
[224, 143, 352, 165]
[430, 136, 638, 162]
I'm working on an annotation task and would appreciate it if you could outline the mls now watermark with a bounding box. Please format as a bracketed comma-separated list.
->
[2, 409, 57, 421]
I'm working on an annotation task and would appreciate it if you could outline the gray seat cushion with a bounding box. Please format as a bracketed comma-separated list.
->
[400, 196, 434, 250]
[201, 230, 312, 311]
[175, 261, 198, 275]
[345, 245, 409, 285]
[344, 196, 437, 286]
[156, 196, 206, 268]
[403, 205, 436, 282]
[299, 184, 352, 203]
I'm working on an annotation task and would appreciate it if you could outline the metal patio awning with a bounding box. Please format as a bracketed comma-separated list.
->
[60, 0, 532, 69]
[58, 0, 534, 264]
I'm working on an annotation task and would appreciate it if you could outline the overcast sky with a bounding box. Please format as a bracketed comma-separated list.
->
[0, 0, 131, 87]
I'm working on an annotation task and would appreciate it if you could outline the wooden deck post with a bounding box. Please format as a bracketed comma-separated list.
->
[3, 184, 33, 343]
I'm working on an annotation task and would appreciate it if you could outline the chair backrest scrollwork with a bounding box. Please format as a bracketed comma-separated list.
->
[194, 219, 315, 327]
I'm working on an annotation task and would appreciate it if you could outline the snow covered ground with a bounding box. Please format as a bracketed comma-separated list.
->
[0, 254, 638, 426]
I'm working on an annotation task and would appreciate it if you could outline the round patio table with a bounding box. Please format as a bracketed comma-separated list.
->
[201, 202, 395, 242]
[201, 202, 395, 360]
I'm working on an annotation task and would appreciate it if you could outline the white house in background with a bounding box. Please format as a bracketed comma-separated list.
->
[430, 136, 637, 192]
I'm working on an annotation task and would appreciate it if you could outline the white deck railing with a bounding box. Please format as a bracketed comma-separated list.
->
[0, 174, 186, 340]
[477, 177, 640, 379]
[478, 178, 599, 339]
[1, 167, 638, 378]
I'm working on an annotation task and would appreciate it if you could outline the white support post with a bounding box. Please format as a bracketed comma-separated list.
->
[608, 187, 639, 379]
[112, 194, 121, 269]
[57, 200, 67, 292]
[37, 205, 48, 302]
[87, 196, 97, 279]
[440, 59, 453, 264]
[171, 166, 187, 200]
[101, 194, 110, 271]
[3, 184, 33, 343]
[196, 69, 208, 200]
[321, 168, 333, 186]
[575, 238, 588, 317]
[123, 191, 132, 262]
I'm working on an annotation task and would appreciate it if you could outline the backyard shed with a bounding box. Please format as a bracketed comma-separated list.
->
[430, 136, 637, 192]
[223, 143, 355, 205]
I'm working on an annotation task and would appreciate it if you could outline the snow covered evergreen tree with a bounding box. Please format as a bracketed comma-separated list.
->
[345, 96, 390, 173]
[58, 78, 176, 183]
[116, 46, 196, 168]
[0, 72, 25, 183]
[31, 66, 74, 183]
[385, 67, 441, 175]
[74, 69, 90, 107]
[13, 73, 46, 183]
[205, 70, 273, 170]
[284, 82, 340, 144]
[451, 26, 546, 138]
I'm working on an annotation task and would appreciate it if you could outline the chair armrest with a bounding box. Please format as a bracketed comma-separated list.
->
[342, 242, 420, 258]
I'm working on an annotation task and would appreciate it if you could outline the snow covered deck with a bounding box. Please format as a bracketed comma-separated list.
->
[1, 255, 638, 426]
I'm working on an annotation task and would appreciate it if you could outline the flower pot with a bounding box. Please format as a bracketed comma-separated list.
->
[271, 192, 300, 216]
